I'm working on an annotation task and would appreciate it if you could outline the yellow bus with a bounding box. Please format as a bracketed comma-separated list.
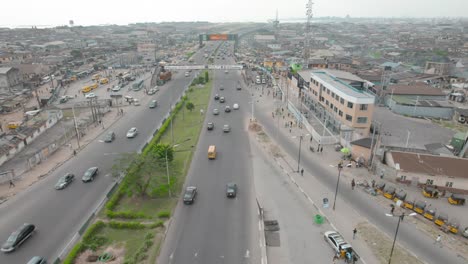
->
[90, 83, 99, 90]
[208, 145, 216, 159]
[82, 85, 92, 93]
[99, 78, 109, 84]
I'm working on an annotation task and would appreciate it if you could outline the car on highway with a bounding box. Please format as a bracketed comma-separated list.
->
[82, 167, 99, 182]
[219, 97, 225, 103]
[183, 186, 197, 204]
[148, 87, 159, 95]
[214, 94, 219, 100]
[185, 72, 190, 77]
[149, 100, 158, 108]
[236, 84, 242, 90]
[112, 85, 121, 92]
[1, 223, 35, 253]
[224, 106, 231, 112]
[126, 127, 138, 138]
[55, 173, 74, 190]
[213, 109, 219, 115]
[133, 99, 140, 106]
[85, 93, 96, 99]
[207, 122, 214, 130]
[223, 124, 231, 133]
[225, 70, 228, 74]
[233, 103, 239, 110]
[27, 256, 47, 264]
[104, 131, 116, 142]
[219, 85, 224, 90]
[226, 183, 237, 198]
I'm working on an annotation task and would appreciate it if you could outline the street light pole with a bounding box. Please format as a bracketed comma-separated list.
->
[297, 135, 303, 172]
[332, 163, 343, 211]
[165, 149, 172, 198]
[386, 212, 416, 264]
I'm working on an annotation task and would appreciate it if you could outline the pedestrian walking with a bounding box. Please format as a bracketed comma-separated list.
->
[353, 228, 357, 239]
[73, 150, 77, 156]
[351, 179, 356, 190]
[9, 180, 15, 188]
[371, 179, 376, 188]
[434, 235, 442, 247]
[390, 204, 395, 215]
[120, 109, 124, 115]
[333, 254, 339, 263]
[289, 128, 292, 133]
[320, 146, 323, 153]
[301, 168, 304, 176]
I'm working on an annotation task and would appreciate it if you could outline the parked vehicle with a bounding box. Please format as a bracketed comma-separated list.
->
[448, 194, 466, 205]
[422, 187, 440, 198]
[323, 231, 359, 262]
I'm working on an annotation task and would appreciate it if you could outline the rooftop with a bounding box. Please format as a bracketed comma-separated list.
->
[382, 83, 446, 96]
[0, 67, 13, 74]
[390, 151, 468, 179]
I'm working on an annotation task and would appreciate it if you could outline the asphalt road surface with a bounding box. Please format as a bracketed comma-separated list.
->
[158, 42, 260, 264]
[0, 44, 215, 264]
[255, 93, 467, 264]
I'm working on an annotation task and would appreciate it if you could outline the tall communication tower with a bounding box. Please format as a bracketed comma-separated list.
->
[273, 10, 280, 37]
[303, 0, 313, 69]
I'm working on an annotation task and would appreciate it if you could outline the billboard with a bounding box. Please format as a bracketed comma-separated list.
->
[208, 34, 229, 40]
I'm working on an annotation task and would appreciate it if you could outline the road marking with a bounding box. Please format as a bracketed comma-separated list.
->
[103, 152, 120, 156]
[169, 253, 173, 259]
[245, 250, 250, 258]
[194, 252, 198, 258]
[220, 255, 225, 258]
[258, 221, 261, 231]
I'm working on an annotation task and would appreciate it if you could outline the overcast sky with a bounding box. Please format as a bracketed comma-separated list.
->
[1, 0, 467, 27]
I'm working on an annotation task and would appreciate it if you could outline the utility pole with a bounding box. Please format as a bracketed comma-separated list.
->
[303, 0, 313, 69]
[72, 105, 81, 149]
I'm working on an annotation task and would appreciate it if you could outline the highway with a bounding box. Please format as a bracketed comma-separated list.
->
[0, 43, 215, 263]
[158, 42, 260, 264]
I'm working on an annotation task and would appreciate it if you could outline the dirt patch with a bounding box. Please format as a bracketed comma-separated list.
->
[269, 144, 283, 158]
[357, 221, 423, 264]
[75, 246, 125, 264]
[249, 121, 262, 132]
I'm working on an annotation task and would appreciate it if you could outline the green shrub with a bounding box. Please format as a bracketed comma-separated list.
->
[144, 232, 155, 240]
[108, 220, 146, 229]
[149, 220, 164, 229]
[62, 242, 83, 264]
[82, 221, 106, 242]
[86, 235, 108, 251]
[157, 210, 171, 218]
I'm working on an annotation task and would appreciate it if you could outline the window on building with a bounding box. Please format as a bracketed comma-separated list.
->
[334, 106, 338, 113]
[357, 117, 367, 124]
[426, 179, 434, 185]
[345, 114, 352, 121]
[445, 182, 453, 187]
[338, 110, 343, 117]
[347, 102, 354, 109]
[326, 89, 330, 95]
[400, 175, 407, 181]
[330, 103, 334, 109]
[331, 92, 335, 98]
[326, 100, 329, 106]
[335, 95, 339, 100]
[360, 104, 368, 111]
[340, 98, 344, 105]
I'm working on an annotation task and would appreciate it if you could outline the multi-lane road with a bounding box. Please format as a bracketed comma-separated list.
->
[158, 42, 260, 264]
[0, 43, 216, 263]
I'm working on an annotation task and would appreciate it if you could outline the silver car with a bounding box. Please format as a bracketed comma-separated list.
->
[213, 109, 219, 115]
[126, 127, 138, 138]
[223, 124, 231, 133]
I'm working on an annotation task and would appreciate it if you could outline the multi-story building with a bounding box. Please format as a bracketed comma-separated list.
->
[295, 69, 375, 142]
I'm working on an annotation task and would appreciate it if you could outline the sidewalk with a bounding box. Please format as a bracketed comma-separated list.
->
[0, 108, 123, 203]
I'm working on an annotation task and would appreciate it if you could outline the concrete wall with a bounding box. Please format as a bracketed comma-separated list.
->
[388, 100, 453, 119]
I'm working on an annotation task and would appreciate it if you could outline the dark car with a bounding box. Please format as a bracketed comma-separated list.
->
[207, 122, 214, 130]
[219, 97, 225, 103]
[183, 186, 197, 204]
[55, 173, 74, 190]
[82, 167, 99, 182]
[104, 131, 116, 143]
[226, 183, 237, 198]
[1, 223, 35, 253]
[27, 256, 47, 264]
[214, 94, 220, 100]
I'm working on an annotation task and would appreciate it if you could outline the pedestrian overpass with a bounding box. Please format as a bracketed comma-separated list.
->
[164, 64, 244, 70]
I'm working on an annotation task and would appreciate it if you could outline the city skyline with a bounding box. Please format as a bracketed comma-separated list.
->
[1, 0, 467, 28]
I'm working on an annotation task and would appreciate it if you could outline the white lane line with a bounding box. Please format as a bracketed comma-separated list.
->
[258, 221, 261, 231]
[245, 250, 250, 258]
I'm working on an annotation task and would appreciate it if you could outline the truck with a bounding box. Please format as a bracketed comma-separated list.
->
[157, 71, 172, 86]
[324, 231, 360, 263]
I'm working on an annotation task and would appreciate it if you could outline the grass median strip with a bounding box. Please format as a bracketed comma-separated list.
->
[63, 71, 212, 263]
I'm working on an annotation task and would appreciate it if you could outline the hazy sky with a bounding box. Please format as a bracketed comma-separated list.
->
[1, 0, 467, 27]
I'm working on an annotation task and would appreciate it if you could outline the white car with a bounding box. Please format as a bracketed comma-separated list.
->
[148, 87, 159, 95]
[233, 103, 239, 110]
[133, 99, 140, 106]
[112, 86, 121, 92]
[223, 124, 231, 133]
[85, 93, 96, 99]
[126, 127, 138, 138]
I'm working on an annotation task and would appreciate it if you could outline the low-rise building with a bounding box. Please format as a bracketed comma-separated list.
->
[0, 67, 23, 94]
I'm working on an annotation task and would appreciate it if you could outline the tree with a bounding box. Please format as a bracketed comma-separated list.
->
[204, 71, 209, 83]
[70, 49, 82, 59]
[198, 76, 205, 84]
[186, 101, 195, 112]
[151, 143, 174, 162]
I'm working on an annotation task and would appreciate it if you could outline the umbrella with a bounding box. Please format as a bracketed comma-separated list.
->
[340, 148, 350, 154]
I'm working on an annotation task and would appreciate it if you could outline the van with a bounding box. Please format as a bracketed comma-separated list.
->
[255, 76, 261, 84]
[99, 78, 109, 84]
[208, 145, 216, 160]
[90, 83, 99, 90]
[82, 86, 92, 93]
